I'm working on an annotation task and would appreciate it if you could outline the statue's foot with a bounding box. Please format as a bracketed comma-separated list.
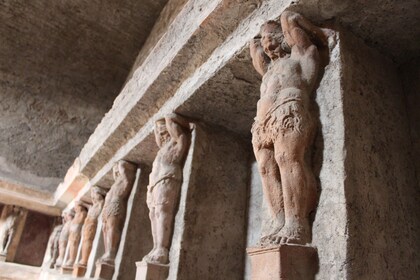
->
[269, 222, 310, 245]
[98, 253, 115, 266]
[144, 247, 169, 265]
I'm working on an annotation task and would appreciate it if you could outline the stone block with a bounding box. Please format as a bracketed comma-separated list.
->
[247, 244, 318, 280]
[60, 265, 73, 275]
[94, 262, 115, 280]
[0, 254, 6, 262]
[73, 264, 87, 278]
[135, 261, 169, 280]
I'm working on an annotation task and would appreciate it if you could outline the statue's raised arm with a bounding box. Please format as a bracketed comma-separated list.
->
[280, 11, 328, 50]
[250, 36, 271, 76]
[164, 114, 190, 158]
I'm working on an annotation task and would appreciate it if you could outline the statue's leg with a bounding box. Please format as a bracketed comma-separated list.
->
[253, 144, 284, 245]
[105, 216, 122, 264]
[273, 132, 316, 245]
[148, 179, 180, 264]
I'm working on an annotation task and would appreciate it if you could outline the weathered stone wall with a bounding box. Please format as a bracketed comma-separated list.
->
[13, 210, 55, 266]
[169, 124, 250, 279]
[401, 58, 420, 186]
[341, 31, 420, 279]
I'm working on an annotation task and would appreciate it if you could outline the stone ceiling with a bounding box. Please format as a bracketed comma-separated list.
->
[0, 0, 418, 197]
[0, 0, 168, 192]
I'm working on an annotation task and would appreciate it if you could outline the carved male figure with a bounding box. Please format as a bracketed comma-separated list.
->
[0, 205, 24, 256]
[250, 11, 331, 245]
[77, 186, 106, 268]
[46, 217, 63, 268]
[55, 209, 75, 269]
[98, 160, 136, 266]
[143, 113, 191, 264]
[63, 201, 87, 268]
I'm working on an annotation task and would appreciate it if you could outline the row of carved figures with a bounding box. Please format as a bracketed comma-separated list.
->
[45, 11, 333, 279]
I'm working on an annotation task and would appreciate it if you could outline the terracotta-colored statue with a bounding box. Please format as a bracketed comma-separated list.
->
[0, 205, 24, 257]
[46, 217, 63, 268]
[98, 160, 137, 266]
[77, 186, 106, 267]
[143, 113, 191, 264]
[55, 209, 75, 269]
[250, 11, 331, 246]
[63, 202, 87, 268]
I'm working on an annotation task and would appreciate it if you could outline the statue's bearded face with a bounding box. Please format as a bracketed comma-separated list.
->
[261, 23, 287, 60]
[155, 121, 170, 147]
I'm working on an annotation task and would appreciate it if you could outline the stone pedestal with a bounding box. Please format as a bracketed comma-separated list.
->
[247, 245, 318, 280]
[73, 264, 87, 277]
[60, 265, 73, 275]
[0, 254, 6, 262]
[135, 261, 169, 280]
[95, 262, 115, 280]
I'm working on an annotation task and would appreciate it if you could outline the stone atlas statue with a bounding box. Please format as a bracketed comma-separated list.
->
[63, 201, 88, 269]
[143, 113, 191, 264]
[76, 186, 106, 268]
[97, 160, 136, 266]
[250, 11, 331, 246]
[55, 209, 75, 269]
[0, 205, 24, 257]
[45, 217, 63, 268]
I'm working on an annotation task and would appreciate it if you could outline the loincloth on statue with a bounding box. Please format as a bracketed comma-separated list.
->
[252, 97, 312, 149]
[146, 176, 182, 207]
[102, 198, 125, 220]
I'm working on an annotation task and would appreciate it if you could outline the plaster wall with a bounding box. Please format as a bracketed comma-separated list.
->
[14, 210, 55, 267]
[341, 31, 420, 279]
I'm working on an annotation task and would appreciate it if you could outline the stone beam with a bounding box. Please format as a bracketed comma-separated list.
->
[0, 180, 60, 216]
[69, 0, 291, 204]
[76, 0, 288, 181]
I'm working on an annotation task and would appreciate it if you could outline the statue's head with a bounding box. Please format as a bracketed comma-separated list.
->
[74, 201, 86, 213]
[154, 119, 170, 148]
[260, 21, 290, 60]
[113, 160, 136, 180]
[91, 186, 106, 203]
[63, 209, 75, 223]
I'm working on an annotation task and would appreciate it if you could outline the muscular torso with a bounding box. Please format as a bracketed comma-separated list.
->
[149, 140, 184, 187]
[257, 46, 318, 120]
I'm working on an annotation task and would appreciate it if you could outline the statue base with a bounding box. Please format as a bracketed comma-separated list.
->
[60, 265, 74, 275]
[247, 244, 318, 280]
[95, 262, 115, 280]
[0, 254, 6, 262]
[135, 261, 169, 280]
[73, 264, 87, 277]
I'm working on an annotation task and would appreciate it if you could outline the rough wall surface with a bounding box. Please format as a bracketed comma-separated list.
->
[401, 58, 420, 187]
[14, 210, 55, 266]
[0, 0, 167, 190]
[311, 33, 348, 279]
[341, 31, 420, 279]
[170, 125, 250, 279]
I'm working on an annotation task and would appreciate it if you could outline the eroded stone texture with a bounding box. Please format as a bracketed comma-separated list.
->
[249, 12, 333, 247]
[143, 114, 191, 265]
[97, 160, 136, 271]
